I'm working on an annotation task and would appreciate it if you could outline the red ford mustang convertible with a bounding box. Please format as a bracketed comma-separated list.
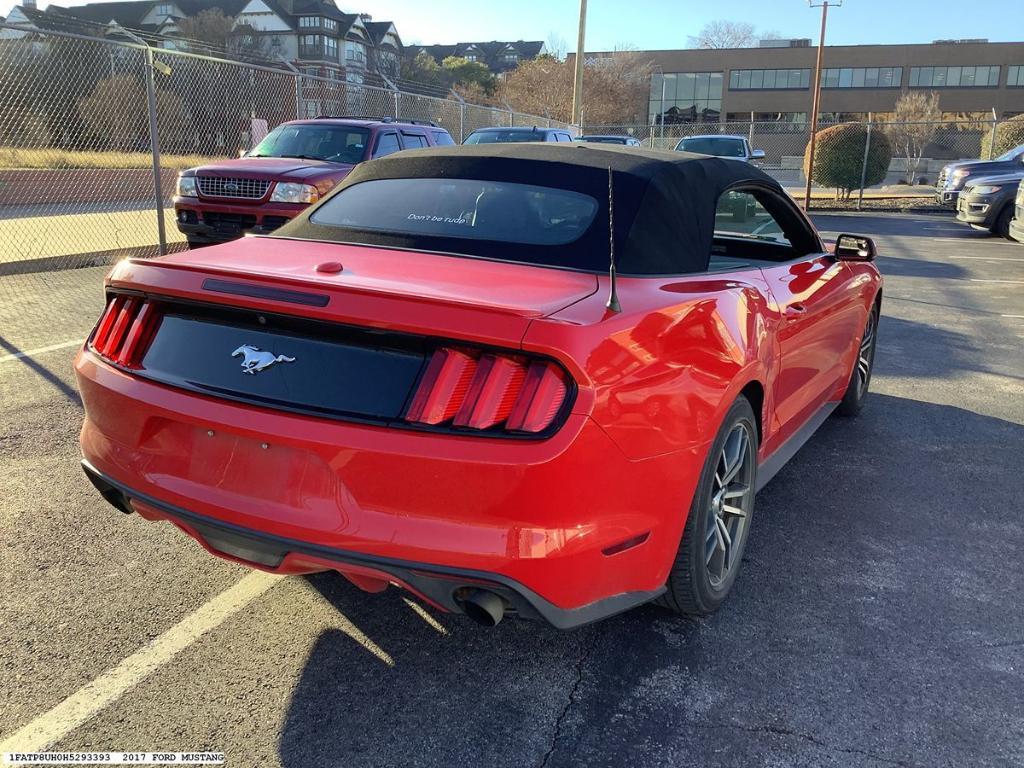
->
[76, 144, 881, 628]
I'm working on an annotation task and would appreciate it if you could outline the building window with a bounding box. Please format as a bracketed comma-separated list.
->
[465, 54, 477, 62]
[501, 53, 518, 64]
[270, 36, 281, 48]
[298, 16, 317, 28]
[727, 111, 808, 132]
[324, 18, 337, 31]
[324, 37, 338, 59]
[822, 67, 902, 88]
[1008, 65, 1023, 87]
[650, 71, 723, 124]
[302, 66, 319, 77]
[301, 34, 319, 49]
[345, 41, 365, 63]
[728, 68, 810, 90]
[910, 65, 1000, 87]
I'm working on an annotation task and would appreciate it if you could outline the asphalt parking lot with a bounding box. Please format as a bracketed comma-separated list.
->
[1, 212, 1022, 767]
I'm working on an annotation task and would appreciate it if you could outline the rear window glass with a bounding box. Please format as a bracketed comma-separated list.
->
[464, 130, 545, 144]
[432, 131, 456, 146]
[677, 137, 746, 158]
[310, 178, 599, 246]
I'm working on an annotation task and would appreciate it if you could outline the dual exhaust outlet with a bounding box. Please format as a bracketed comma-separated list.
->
[458, 588, 508, 627]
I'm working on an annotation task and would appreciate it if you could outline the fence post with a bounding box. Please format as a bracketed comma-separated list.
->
[988, 108, 998, 158]
[394, 91, 400, 120]
[857, 113, 873, 212]
[748, 111, 754, 147]
[459, 102, 465, 143]
[509, 109, 515, 128]
[144, 47, 167, 256]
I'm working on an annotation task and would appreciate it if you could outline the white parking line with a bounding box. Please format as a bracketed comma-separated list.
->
[0, 572, 279, 753]
[948, 255, 1024, 262]
[970, 279, 1024, 284]
[0, 339, 84, 364]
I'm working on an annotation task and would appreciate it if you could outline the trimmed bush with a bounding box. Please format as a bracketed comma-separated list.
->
[803, 122, 893, 200]
[987, 114, 1024, 159]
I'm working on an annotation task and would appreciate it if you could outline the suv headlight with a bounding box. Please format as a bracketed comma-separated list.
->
[950, 169, 971, 187]
[970, 185, 1000, 195]
[270, 182, 319, 204]
[176, 175, 198, 197]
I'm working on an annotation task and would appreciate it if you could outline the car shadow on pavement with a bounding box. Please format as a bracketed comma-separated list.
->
[277, 394, 1024, 768]
[0, 334, 82, 407]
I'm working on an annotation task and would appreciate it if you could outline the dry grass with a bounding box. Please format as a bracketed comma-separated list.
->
[0, 147, 220, 170]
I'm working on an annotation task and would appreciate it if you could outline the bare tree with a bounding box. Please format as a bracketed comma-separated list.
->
[695, 20, 757, 49]
[884, 91, 942, 184]
[545, 32, 568, 61]
[498, 51, 653, 125]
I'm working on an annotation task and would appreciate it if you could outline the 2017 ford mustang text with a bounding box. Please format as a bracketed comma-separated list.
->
[75, 143, 882, 628]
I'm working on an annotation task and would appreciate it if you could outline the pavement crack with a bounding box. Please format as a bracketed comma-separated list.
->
[537, 627, 598, 768]
[685, 720, 920, 767]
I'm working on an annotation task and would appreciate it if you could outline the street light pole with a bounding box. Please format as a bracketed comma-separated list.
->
[803, 0, 841, 211]
[571, 0, 587, 129]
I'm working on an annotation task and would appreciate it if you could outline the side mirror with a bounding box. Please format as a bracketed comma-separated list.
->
[751, 149, 766, 160]
[834, 233, 877, 262]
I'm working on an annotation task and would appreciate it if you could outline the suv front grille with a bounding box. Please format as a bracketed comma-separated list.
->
[197, 176, 270, 200]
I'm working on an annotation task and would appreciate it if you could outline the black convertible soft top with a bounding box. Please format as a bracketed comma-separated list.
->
[275, 143, 786, 275]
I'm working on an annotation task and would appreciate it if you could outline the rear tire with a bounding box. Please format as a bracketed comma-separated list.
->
[836, 302, 879, 417]
[659, 396, 758, 616]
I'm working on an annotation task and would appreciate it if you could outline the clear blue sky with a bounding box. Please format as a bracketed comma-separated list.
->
[3, 0, 1021, 50]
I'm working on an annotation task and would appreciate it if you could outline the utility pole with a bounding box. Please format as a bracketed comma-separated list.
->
[803, 0, 841, 211]
[571, 0, 587, 129]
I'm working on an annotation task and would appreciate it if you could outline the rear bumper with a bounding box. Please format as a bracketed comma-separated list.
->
[75, 351, 697, 625]
[173, 197, 307, 244]
[82, 461, 662, 629]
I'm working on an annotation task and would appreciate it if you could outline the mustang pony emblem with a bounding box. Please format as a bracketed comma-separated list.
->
[231, 344, 296, 374]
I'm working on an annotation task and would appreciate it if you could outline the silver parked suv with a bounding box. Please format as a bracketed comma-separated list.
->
[675, 134, 765, 162]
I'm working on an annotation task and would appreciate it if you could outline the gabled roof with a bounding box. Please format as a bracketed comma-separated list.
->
[42, 0, 249, 34]
[364, 20, 399, 48]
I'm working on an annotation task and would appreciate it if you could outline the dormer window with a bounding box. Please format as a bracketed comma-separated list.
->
[501, 53, 518, 64]
[155, 3, 172, 18]
[465, 54, 477, 62]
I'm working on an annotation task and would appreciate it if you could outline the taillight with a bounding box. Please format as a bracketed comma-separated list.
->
[406, 347, 569, 435]
[89, 295, 160, 368]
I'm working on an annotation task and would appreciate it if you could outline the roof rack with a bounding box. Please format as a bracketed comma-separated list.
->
[312, 115, 440, 128]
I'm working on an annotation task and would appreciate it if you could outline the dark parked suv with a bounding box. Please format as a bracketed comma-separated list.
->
[935, 144, 1024, 206]
[174, 116, 454, 246]
[463, 126, 575, 144]
[955, 172, 1024, 237]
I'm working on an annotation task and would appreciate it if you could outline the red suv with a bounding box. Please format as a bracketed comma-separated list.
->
[174, 116, 454, 247]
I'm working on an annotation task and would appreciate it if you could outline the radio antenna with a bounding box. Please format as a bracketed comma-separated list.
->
[606, 166, 621, 313]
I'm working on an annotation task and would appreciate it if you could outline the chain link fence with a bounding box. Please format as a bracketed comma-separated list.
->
[0, 22, 561, 282]
[584, 117, 1009, 197]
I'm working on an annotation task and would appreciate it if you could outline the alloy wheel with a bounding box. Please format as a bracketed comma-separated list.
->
[856, 310, 878, 398]
[705, 422, 755, 588]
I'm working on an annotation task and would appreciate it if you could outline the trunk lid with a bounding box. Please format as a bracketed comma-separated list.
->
[101, 238, 596, 423]
[152, 236, 598, 325]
